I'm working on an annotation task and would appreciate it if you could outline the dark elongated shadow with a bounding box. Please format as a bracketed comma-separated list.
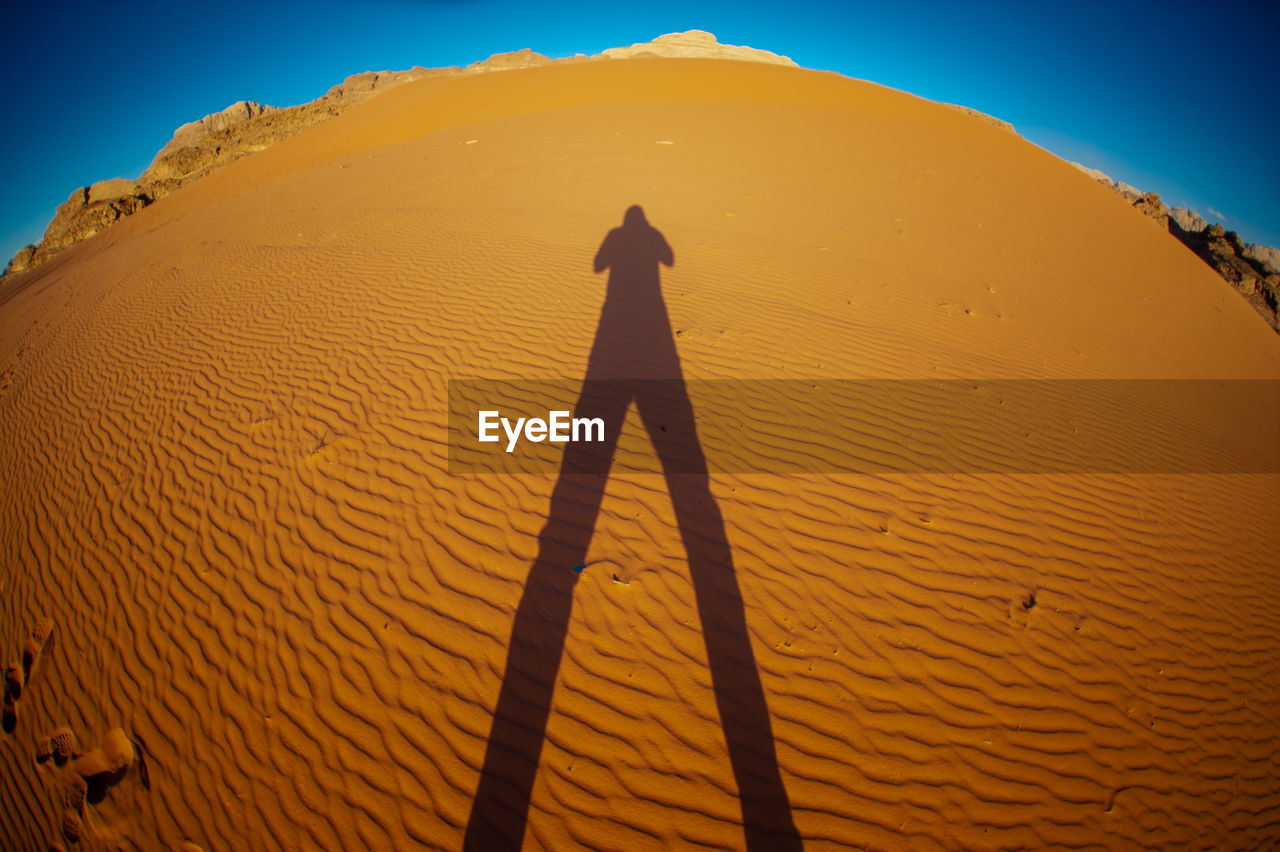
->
[463, 206, 801, 851]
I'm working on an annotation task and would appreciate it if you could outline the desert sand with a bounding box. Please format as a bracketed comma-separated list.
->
[1, 55, 1278, 851]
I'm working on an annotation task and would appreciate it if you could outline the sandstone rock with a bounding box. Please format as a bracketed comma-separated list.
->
[1115, 181, 1145, 202]
[323, 67, 450, 104]
[5, 32, 803, 279]
[30, 190, 151, 265]
[593, 30, 796, 66]
[1170, 220, 1279, 331]
[467, 48, 556, 73]
[42, 187, 89, 242]
[1132, 191, 1169, 229]
[1245, 243, 1280, 275]
[944, 105, 1017, 134]
[153, 101, 276, 164]
[6, 25, 1277, 339]
[87, 178, 137, 204]
[1068, 164, 1279, 333]
[1070, 162, 1114, 185]
[3, 244, 34, 275]
[1168, 206, 1207, 234]
[143, 145, 220, 184]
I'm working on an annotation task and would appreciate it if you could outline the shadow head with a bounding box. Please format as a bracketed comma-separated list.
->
[623, 205, 649, 228]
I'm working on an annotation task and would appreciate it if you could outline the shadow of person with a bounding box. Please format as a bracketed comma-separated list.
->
[463, 205, 801, 850]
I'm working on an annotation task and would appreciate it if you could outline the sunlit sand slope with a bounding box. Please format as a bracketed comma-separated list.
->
[1, 58, 1278, 851]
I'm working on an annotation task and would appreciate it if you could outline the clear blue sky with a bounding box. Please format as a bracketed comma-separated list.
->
[3, 0, 1277, 266]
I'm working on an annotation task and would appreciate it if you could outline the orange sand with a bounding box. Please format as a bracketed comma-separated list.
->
[1, 58, 1278, 850]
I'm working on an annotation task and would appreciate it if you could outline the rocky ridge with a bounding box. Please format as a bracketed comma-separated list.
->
[1071, 163, 1279, 331]
[4, 32, 800, 279]
[592, 30, 795, 65]
[4, 67, 448, 275]
[5, 32, 1278, 335]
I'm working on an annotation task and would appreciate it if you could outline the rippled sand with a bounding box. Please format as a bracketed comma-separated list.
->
[2, 58, 1278, 850]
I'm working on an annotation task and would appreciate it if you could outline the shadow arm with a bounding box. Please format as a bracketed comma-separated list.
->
[594, 232, 614, 274]
[659, 233, 674, 267]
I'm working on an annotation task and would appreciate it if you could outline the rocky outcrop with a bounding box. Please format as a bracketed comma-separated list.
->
[4, 245, 35, 275]
[944, 105, 1017, 135]
[1071, 162, 1279, 332]
[5, 66, 457, 279]
[322, 67, 452, 104]
[467, 48, 558, 73]
[26, 186, 152, 268]
[1169, 222, 1280, 329]
[593, 30, 795, 66]
[152, 101, 277, 165]
[7, 27, 1276, 327]
[8, 32, 810, 279]
[1169, 206, 1208, 234]
[1131, 191, 1169, 230]
[1245, 243, 1280, 275]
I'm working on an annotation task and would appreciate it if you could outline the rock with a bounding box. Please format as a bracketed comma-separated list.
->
[1169, 220, 1279, 331]
[593, 30, 796, 66]
[5, 31, 802, 279]
[1070, 162, 1114, 185]
[1245, 243, 1280, 275]
[1115, 181, 1145, 202]
[1132, 191, 1169, 229]
[5, 24, 1275, 334]
[1168, 206, 1207, 234]
[1069, 164, 1280, 333]
[467, 48, 556, 73]
[41, 187, 89, 243]
[87, 178, 137, 204]
[944, 105, 1017, 134]
[142, 145, 220, 184]
[4, 244, 36, 275]
[323, 67, 449, 105]
[152, 101, 276, 164]
[30, 189, 151, 265]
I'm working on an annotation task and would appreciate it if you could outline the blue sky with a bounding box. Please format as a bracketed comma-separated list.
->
[2, 0, 1277, 266]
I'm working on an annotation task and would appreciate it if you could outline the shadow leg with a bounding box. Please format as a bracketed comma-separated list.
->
[463, 387, 627, 851]
[642, 387, 803, 850]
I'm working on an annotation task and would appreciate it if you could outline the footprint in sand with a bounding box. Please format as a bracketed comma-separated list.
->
[44, 727, 77, 767]
[3, 661, 21, 732]
[24, 617, 56, 680]
[63, 775, 87, 816]
[60, 807, 83, 844]
[2, 617, 55, 734]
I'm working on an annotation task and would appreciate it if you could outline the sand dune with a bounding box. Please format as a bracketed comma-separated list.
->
[1, 57, 1278, 851]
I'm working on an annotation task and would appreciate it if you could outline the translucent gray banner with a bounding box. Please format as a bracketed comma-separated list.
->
[447, 379, 1280, 474]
